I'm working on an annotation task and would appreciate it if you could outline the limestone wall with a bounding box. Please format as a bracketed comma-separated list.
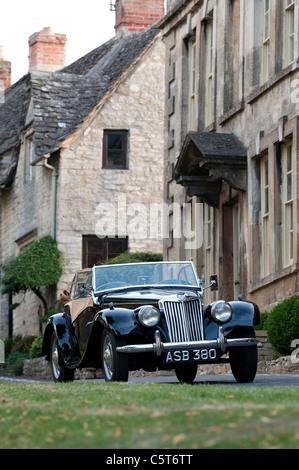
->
[56, 37, 165, 292]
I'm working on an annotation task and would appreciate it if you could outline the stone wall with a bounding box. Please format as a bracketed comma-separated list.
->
[0, 140, 53, 338]
[256, 330, 274, 361]
[0, 35, 166, 335]
[55, 36, 165, 293]
[161, 0, 299, 314]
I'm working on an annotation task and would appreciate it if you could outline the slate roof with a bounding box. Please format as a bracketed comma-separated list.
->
[0, 75, 27, 156]
[0, 26, 160, 187]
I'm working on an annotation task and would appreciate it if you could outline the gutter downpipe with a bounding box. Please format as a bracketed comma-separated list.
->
[42, 154, 58, 241]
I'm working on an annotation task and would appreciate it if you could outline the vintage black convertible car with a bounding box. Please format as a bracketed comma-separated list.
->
[42, 261, 260, 383]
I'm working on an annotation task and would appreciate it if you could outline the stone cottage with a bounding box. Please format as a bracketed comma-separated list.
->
[160, 0, 299, 310]
[0, 0, 166, 337]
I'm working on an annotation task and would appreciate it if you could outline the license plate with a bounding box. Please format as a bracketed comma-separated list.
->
[163, 348, 218, 363]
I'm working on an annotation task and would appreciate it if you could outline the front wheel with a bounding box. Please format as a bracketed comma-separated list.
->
[229, 341, 257, 383]
[101, 330, 129, 382]
[174, 363, 198, 384]
[50, 331, 75, 383]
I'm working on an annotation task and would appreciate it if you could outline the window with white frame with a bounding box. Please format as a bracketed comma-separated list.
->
[262, 0, 270, 83]
[282, 142, 294, 267]
[205, 17, 214, 126]
[260, 155, 270, 277]
[188, 39, 196, 131]
[284, 0, 295, 67]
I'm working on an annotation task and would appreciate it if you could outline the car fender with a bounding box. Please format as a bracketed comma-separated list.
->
[204, 300, 261, 339]
[42, 312, 81, 366]
[98, 307, 139, 336]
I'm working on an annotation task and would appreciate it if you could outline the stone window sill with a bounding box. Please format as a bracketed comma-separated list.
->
[247, 62, 299, 105]
[249, 262, 299, 294]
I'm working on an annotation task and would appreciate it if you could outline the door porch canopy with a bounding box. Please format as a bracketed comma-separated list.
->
[173, 131, 247, 207]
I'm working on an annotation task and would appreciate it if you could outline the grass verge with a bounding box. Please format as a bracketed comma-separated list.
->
[0, 380, 299, 449]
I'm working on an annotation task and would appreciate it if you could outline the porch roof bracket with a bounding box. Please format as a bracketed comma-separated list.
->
[176, 175, 222, 207]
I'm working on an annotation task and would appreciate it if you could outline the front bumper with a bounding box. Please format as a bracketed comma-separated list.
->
[116, 327, 257, 357]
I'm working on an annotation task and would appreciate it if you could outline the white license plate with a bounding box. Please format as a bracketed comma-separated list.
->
[163, 348, 218, 363]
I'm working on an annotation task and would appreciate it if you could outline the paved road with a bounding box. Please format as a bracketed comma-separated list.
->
[1, 373, 299, 387]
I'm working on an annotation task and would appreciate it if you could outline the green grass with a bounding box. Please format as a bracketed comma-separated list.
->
[1, 380, 299, 449]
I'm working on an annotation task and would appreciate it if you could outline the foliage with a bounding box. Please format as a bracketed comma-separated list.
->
[1, 235, 62, 294]
[3, 334, 38, 364]
[104, 251, 163, 265]
[29, 335, 43, 359]
[3, 335, 22, 357]
[39, 310, 57, 324]
[267, 294, 299, 356]
[5, 351, 29, 364]
[254, 312, 269, 331]
[10, 335, 36, 354]
[1, 236, 63, 312]
[13, 357, 25, 376]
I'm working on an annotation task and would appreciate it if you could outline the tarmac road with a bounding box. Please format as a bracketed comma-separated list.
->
[1, 372, 299, 387]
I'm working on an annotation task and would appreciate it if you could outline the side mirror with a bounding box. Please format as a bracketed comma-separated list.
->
[210, 274, 218, 291]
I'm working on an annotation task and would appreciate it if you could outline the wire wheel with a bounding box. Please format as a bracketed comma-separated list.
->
[101, 330, 128, 382]
[50, 331, 74, 382]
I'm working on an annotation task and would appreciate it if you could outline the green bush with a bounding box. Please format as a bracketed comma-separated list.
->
[254, 312, 269, 331]
[6, 352, 29, 364]
[29, 335, 43, 359]
[1, 235, 62, 314]
[104, 251, 163, 265]
[10, 335, 36, 354]
[1, 235, 62, 295]
[13, 357, 25, 376]
[267, 294, 299, 356]
[4, 334, 22, 357]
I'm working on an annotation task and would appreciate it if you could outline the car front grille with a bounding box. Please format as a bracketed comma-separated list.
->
[162, 297, 203, 342]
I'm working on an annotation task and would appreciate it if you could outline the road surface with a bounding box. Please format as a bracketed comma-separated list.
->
[1, 372, 299, 387]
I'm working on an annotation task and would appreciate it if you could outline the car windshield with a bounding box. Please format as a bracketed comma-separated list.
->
[93, 262, 199, 293]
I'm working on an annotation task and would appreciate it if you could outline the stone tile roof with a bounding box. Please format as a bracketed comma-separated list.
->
[0, 75, 27, 156]
[0, 26, 160, 186]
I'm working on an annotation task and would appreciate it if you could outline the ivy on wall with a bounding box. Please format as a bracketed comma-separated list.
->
[1, 235, 63, 314]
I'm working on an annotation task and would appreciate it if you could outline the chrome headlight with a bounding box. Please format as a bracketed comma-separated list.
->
[211, 301, 232, 323]
[137, 305, 160, 327]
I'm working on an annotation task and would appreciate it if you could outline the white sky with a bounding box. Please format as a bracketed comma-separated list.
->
[1, 0, 116, 84]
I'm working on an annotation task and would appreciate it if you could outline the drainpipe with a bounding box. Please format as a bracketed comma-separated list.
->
[30, 153, 58, 240]
[42, 154, 58, 241]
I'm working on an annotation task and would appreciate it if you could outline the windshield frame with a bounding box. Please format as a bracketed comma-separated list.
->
[92, 261, 201, 296]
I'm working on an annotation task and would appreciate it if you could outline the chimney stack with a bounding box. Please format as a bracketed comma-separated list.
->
[0, 46, 11, 90]
[115, 0, 165, 35]
[28, 27, 67, 72]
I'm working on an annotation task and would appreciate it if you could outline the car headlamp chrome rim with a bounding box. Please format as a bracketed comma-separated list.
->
[137, 305, 160, 327]
[211, 300, 232, 323]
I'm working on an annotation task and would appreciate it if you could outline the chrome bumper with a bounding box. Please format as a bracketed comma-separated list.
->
[116, 327, 257, 357]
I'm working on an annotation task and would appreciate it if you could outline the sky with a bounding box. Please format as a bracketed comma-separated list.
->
[1, 0, 116, 84]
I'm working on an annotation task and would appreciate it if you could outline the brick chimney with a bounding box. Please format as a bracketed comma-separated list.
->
[28, 27, 67, 72]
[115, 0, 165, 35]
[0, 46, 11, 89]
